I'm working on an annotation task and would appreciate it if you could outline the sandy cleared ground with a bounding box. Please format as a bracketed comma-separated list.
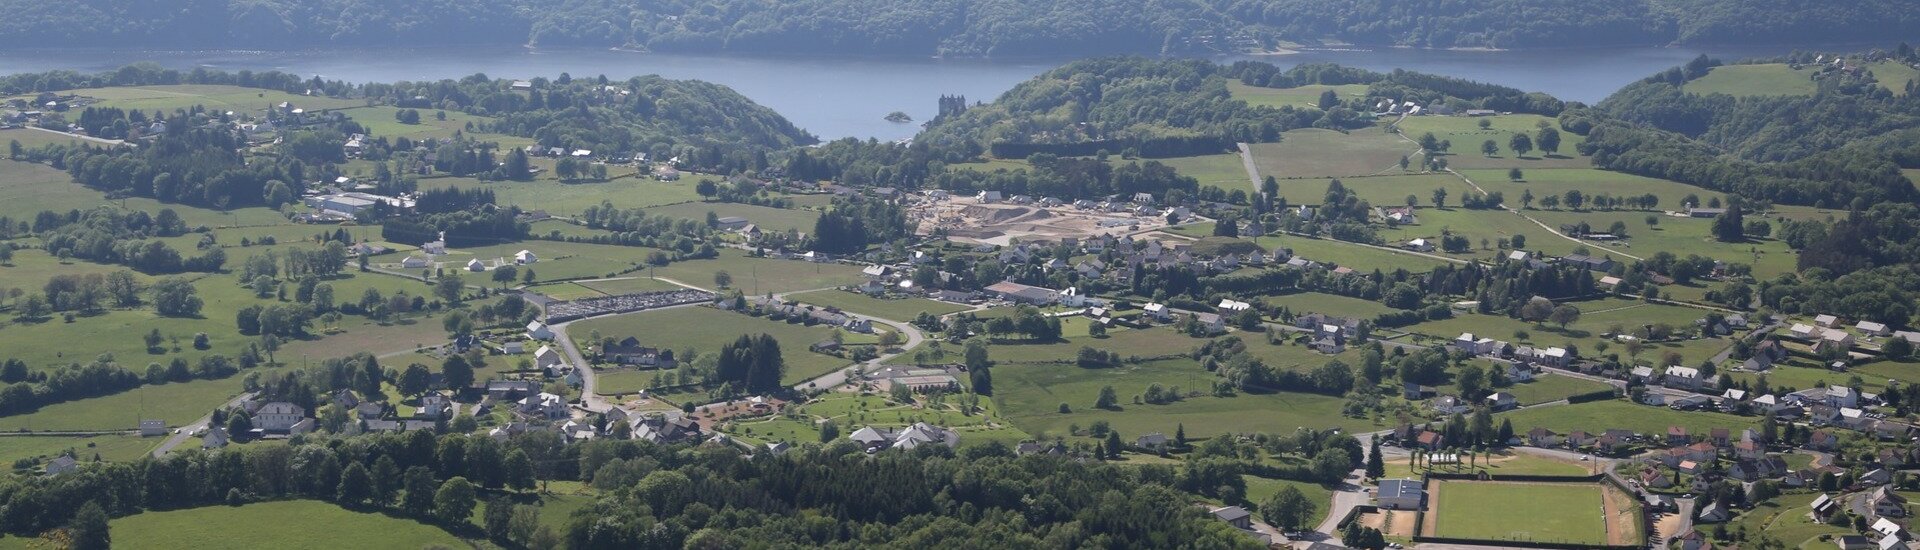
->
[911, 196, 1170, 245]
[1357, 509, 1419, 537]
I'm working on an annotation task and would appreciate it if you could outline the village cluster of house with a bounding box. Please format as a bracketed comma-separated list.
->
[971, 190, 1187, 220]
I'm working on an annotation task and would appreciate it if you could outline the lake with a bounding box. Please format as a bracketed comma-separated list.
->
[0, 45, 1799, 141]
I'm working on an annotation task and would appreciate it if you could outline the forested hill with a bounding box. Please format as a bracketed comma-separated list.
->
[0, 0, 1912, 54]
[915, 58, 1557, 158]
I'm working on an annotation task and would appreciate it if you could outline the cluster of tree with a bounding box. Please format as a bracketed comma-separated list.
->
[379, 209, 528, 248]
[38, 208, 222, 274]
[810, 196, 909, 254]
[712, 334, 785, 395]
[920, 58, 1328, 155]
[940, 154, 1202, 202]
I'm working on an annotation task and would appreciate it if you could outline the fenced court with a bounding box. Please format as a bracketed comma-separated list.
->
[1423, 478, 1641, 547]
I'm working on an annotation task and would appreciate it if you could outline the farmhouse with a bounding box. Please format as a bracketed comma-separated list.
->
[849, 422, 959, 452]
[526, 321, 555, 340]
[253, 402, 308, 433]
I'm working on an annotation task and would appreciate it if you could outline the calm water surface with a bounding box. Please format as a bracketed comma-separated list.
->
[0, 45, 1801, 141]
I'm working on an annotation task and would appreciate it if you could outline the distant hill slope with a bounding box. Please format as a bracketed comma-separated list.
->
[0, 0, 1911, 54]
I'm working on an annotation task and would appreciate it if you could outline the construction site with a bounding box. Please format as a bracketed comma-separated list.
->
[909, 196, 1174, 246]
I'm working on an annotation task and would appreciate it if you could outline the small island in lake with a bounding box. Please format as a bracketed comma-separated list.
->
[885, 111, 913, 123]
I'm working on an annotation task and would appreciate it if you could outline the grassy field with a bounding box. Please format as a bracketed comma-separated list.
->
[1701, 492, 1848, 548]
[107, 500, 467, 549]
[992, 358, 1377, 440]
[0, 127, 91, 148]
[336, 106, 533, 147]
[1228, 81, 1370, 111]
[1463, 168, 1723, 215]
[1260, 292, 1400, 319]
[1432, 481, 1608, 545]
[1502, 399, 1756, 436]
[570, 306, 848, 385]
[1159, 153, 1253, 193]
[0, 375, 246, 431]
[1250, 128, 1415, 179]
[1248, 235, 1455, 273]
[433, 173, 705, 216]
[45, 84, 365, 113]
[432, 241, 649, 282]
[526, 282, 611, 300]
[1394, 114, 1591, 170]
[577, 277, 687, 295]
[0, 159, 285, 229]
[787, 289, 969, 320]
[965, 325, 1202, 363]
[1524, 210, 1798, 279]
[1372, 207, 1547, 262]
[648, 249, 866, 295]
[1243, 475, 1334, 526]
[1496, 374, 1614, 405]
[1870, 61, 1920, 96]
[0, 434, 159, 466]
[1684, 64, 1819, 97]
[1269, 173, 1475, 208]
[645, 201, 821, 234]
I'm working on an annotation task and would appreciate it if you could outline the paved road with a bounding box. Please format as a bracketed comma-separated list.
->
[152, 391, 257, 457]
[776, 292, 927, 392]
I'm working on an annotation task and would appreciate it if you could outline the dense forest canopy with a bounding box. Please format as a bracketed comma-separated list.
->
[0, 0, 1910, 54]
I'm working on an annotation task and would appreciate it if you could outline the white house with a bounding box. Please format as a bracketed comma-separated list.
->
[1405, 238, 1434, 252]
[401, 255, 430, 269]
[466, 258, 486, 272]
[514, 250, 537, 264]
[1486, 392, 1518, 411]
[519, 392, 569, 420]
[1143, 303, 1170, 321]
[526, 321, 555, 340]
[253, 402, 307, 432]
[1217, 299, 1252, 313]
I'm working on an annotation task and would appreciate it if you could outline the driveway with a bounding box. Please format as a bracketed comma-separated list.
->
[152, 391, 257, 457]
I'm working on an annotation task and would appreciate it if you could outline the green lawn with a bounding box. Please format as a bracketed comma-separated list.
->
[648, 249, 866, 295]
[1684, 64, 1819, 97]
[1433, 481, 1608, 545]
[1249, 128, 1415, 179]
[428, 241, 650, 282]
[1159, 153, 1253, 193]
[1249, 235, 1455, 273]
[577, 277, 687, 295]
[1870, 61, 1920, 96]
[432, 172, 705, 216]
[1497, 374, 1613, 405]
[1260, 292, 1400, 319]
[1243, 475, 1334, 526]
[1394, 114, 1591, 170]
[1269, 173, 1475, 208]
[645, 201, 822, 234]
[526, 282, 610, 300]
[107, 500, 467, 550]
[0, 375, 247, 431]
[786, 289, 969, 321]
[1228, 81, 1370, 111]
[1464, 168, 1723, 216]
[1501, 399, 1756, 436]
[0, 434, 159, 466]
[0, 127, 91, 149]
[336, 106, 533, 147]
[992, 358, 1377, 441]
[570, 306, 848, 385]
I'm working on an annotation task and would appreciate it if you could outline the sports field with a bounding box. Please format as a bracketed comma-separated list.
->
[1429, 480, 1635, 545]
